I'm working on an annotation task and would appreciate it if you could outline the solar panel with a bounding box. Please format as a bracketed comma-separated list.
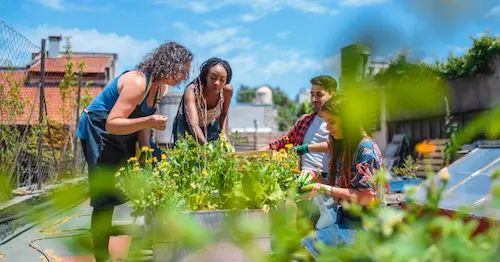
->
[413, 148, 500, 219]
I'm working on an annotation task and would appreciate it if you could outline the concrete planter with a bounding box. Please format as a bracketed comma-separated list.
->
[146, 209, 270, 262]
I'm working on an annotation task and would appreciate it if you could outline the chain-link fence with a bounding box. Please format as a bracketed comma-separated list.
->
[0, 20, 85, 192]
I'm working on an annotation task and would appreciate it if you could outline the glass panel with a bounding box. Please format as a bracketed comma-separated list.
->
[414, 148, 500, 213]
[446, 148, 500, 189]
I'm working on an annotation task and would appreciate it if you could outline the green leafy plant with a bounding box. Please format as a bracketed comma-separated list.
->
[392, 155, 419, 178]
[444, 97, 459, 163]
[117, 135, 299, 214]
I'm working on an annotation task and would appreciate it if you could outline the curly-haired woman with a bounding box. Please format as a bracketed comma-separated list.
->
[76, 42, 193, 261]
[173, 57, 233, 144]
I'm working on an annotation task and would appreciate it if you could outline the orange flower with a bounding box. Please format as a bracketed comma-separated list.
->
[415, 142, 436, 155]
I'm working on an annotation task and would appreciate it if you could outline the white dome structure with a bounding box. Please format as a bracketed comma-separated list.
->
[255, 85, 273, 105]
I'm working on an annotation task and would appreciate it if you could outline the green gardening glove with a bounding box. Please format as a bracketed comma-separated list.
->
[292, 144, 309, 155]
[296, 170, 316, 191]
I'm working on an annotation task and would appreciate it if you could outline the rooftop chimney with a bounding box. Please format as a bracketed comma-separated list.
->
[48, 35, 62, 58]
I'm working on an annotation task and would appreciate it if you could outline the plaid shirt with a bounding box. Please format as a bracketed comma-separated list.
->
[269, 113, 317, 150]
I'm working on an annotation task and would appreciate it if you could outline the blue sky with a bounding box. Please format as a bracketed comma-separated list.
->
[1, 0, 500, 101]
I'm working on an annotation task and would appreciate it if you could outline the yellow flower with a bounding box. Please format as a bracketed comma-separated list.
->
[279, 148, 286, 153]
[285, 144, 293, 149]
[161, 154, 167, 160]
[141, 146, 149, 152]
[285, 136, 289, 141]
[127, 157, 138, 163]
[148, 148, 154, 153]
[261, 153, 269, 158]
[284, 163, 289, 168]
[153, 157, 158, 162]
[202, 169, 208, 177]
[241, 164, 246, 170]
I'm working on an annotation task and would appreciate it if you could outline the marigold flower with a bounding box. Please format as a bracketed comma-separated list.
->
[153, 157, 158, 162]
[127, 157, 138, 163]
[141, 146, 149, 152]
[285, 144, 293, 149]
[284, 163, 289, 168]
[261, 153, 269, 158]
[415, 142, 436, 155]
[279, 148, 286, 153]
[161, 154, 167, 160]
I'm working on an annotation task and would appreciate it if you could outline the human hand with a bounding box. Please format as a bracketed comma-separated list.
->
[149, 115, 168, 130]
[300, 183, 331, 199]
[292, 144, 309, 155]
[296, 170, 316, 189]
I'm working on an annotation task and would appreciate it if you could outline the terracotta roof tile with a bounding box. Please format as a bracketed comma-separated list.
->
[1, 70, 104, 125]
[28, 56, 112, 74]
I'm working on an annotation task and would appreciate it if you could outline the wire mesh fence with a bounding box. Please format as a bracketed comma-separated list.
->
[0, 20, 86, 192]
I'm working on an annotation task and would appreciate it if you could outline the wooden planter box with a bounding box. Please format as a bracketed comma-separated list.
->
[146, 209, 270, 262]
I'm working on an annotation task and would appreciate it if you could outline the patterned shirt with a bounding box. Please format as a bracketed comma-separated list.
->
[348, 137, 383, 191]
[269, 113, 317, 150]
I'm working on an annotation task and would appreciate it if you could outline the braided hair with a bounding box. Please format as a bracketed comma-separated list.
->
[185, 58, 232, 140]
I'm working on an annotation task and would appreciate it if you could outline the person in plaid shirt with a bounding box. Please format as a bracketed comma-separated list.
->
[261, 75, 337, 173]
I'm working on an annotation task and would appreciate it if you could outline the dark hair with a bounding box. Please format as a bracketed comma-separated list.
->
[197, 57, 232, 86]
[320, 97, 363, 188]
[137, 42, 193, 82]
[310, 75, 337, 94]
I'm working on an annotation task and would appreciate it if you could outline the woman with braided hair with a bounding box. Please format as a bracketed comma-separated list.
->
[173, 57, 233, 144]
[298, 97, 383, 257]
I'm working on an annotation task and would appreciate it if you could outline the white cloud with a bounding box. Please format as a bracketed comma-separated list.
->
[33, 0, 64, 10]
[486, 4, 500, 18]
[172, 22, 255, 56]
[339, 0, 390, 7]
[156, 0, 338, 22]
[20, 25, 159, 72]
[451, 46, 468, 55]
[263, 51, 327, 77]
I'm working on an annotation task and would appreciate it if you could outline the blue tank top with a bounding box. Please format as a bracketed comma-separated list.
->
[76, 70, 156, 139]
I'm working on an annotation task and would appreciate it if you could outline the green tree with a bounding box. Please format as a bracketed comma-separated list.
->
[236, 84, 256, 103]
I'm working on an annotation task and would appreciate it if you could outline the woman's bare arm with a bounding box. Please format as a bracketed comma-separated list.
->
[219, 84, 233, 132]
[106, 72, 166, 135]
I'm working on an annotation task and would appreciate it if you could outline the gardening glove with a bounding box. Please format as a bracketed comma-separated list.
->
[296, 170, 317, 190]
[292, 144, 309, 155]
[300, 183, 331, 200]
